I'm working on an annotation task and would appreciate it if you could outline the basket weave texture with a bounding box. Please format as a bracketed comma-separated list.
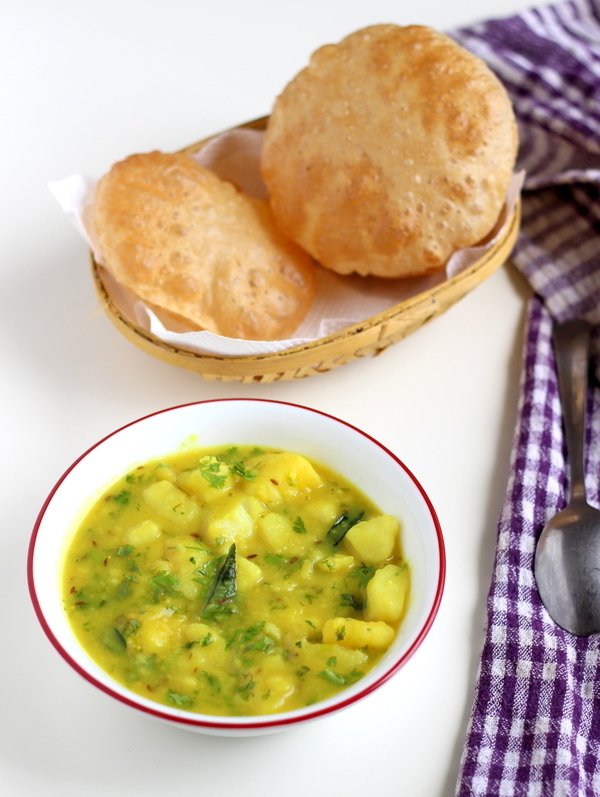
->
[92, 118, 521, 383]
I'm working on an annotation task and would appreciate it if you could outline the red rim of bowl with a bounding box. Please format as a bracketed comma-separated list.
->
[27, 397, 445, 731]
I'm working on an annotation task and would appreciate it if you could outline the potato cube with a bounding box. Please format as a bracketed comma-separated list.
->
[257, 512, 304, 555]
[242, 496, 267, 520]
[315, 553, 356, 574]
[343, 515, 399, 565]
[366, 563, 409, 624]
[124, 519, 162, 546]
[177, 457, 233, 503]
[245, 453, 322, 505]
[306, 499, 339, 526]
[138, 610, 184, 654]
[237, 556, 263, 589]
[154, 463, 177, 483]
[295, 640, 368, 671]
[143, 481, 200, 532]
[259, 674, 295, 711]
[184, 622, 220, 644]
[186, 629, 228, 668]
[322, 617, 395, 649]
[203, 497, 255, 554]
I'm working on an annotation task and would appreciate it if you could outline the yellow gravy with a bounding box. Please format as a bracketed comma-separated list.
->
[63, 445, 410, 716]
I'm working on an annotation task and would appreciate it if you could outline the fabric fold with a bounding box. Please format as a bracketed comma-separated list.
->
[453, 2, 600, 794]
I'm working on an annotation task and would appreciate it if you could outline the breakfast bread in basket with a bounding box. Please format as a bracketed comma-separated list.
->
[261, 24, 518, 279]
[92, 151, 316, 341]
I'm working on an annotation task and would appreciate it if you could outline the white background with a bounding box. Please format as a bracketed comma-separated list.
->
[3, 1, 537, 795]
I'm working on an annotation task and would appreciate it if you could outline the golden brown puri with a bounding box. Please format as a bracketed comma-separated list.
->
[92, 151, 316, 340]
[261, 24, 518, 278]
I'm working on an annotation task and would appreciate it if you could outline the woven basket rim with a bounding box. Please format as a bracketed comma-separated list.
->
[91, 195, 520, 366]
[91, 115, 521, 372]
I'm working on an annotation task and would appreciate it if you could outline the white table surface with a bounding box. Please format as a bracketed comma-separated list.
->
[3, 1, 538, 795]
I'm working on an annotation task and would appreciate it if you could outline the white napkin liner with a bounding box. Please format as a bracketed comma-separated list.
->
[49, 128, 524, 357]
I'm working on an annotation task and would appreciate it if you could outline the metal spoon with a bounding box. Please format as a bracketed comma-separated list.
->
[534, 318, 600, 635]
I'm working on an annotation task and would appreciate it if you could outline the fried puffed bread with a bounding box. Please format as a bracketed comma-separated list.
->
[261, 24, 518, 278]
[92, 151, 316, 340]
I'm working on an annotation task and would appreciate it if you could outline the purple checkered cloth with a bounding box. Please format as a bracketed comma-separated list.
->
[451, 2, 600, 795]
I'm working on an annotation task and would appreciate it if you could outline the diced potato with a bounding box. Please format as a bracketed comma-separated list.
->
[154, 463, 177, 483]
[257, 512, 304, 555]
[203, 497, 255, 554]
[237, 655, 295, 712]
[138, 609, 184, 653]
[245, 452, 322, 505]
[143, 481, 201, 532]
[164, 540, 210, 572]
[184, 622, 219, 644]
[259, 674, 295, 711]
[315, 553, 356, 574]
[322, 617, 395, 649]
[124, 519, 162, 546]
[177, 457, 233, 503]
[343, 515, 399, 565]
[306, 498, 339, 526]
[237, 556, 263, 589]
[242, 496, 267, 520]
[263, 621, 282, 641]
[160, 541, 209, 599]
[187, 633, 228, 669]
[270, 607, 323, 639]
[295, 640, 368, 671]
[366, 563, 409, 624]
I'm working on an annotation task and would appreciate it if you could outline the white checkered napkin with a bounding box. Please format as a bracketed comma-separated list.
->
[452, 1, 600, 794]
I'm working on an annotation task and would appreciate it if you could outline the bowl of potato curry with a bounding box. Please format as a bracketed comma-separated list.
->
[28, 399, 445, 735]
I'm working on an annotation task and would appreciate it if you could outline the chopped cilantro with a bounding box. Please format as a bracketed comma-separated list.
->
[198, 459, 228, 489]
[87, 549, 103, 565]
[293, 516, 307, 534]
[117, 578, 133, 600]
[340, 592, 365, 611]
[264, 553, 287, 565]
[243, 634, 275, 654]
[202, 672, 221, 692]
[226, 622, 267, 650]
[319, 668, 346, 686]
[167, 690, 193, 707]
[111, 490, 131, 506]
[116, 545, 135, 557]
[148, 571, 182, 602]
[231, 461, 258, 482]
[351, 562, 376, 589]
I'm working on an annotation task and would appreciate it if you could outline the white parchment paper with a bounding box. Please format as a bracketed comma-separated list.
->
[49, 128, 524, 357]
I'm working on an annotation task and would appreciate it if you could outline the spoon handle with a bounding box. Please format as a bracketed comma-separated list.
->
[553, 319, 592, 502]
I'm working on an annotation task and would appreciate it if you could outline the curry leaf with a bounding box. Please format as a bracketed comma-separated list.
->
[200, 544, 237, 619]
[326, 510, 364, 545]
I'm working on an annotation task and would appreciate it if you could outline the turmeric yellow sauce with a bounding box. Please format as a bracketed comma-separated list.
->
[63, 445, 410, 716]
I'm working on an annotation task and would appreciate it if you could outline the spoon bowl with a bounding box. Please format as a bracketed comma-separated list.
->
[534, 319, 600, 636]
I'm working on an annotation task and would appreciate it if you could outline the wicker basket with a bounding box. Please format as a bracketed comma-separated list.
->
[91, 117, 521, 383]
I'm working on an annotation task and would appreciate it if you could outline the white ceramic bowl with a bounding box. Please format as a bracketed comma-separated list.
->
[28, 399, 445, 736]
